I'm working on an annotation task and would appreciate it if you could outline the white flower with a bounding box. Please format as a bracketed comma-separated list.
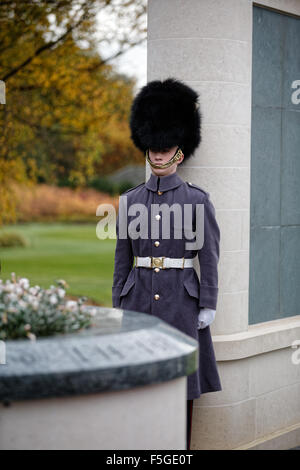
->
[15, 286, 23, 296]
[7, 293, 18, 302]
[31, 300, 39, 310]
[19, 278, 30, 290]
[27, 294, 36, 304]
[57, 288, 65, 299]
[29, 287, 39, 296]
[6, 306, 17, 313]
[3, 283, 14, 293]
[89, 308, 97, 317]
[49, 294, 58, 305]
[18, 299, 28, 309]
[65, 300, 78, 311]
[0, 276, 90, 340]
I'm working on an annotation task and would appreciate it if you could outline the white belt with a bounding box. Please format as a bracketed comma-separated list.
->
[134, 256, 197, 270]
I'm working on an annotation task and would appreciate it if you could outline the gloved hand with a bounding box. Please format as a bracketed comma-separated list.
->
[197, 308, 216, 329]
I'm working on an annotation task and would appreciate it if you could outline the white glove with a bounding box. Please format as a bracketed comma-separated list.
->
[197, 308, 216, 329]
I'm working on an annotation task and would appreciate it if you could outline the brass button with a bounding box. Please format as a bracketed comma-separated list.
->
[154, 294, 160, 300]
[158, 191, 163, 195]
[155, 214, 161, 220]
[154, 241, 160, 247]
[154, 267, 160, 273]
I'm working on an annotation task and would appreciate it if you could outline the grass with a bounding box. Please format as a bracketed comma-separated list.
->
[0, 223, 116, 307]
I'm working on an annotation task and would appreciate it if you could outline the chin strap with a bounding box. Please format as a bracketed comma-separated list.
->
[145, 147, 184, 169]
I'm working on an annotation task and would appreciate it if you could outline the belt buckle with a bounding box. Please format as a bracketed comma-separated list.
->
[151, 256, 165, 269]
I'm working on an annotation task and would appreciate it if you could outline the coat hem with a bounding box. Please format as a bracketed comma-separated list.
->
[188, 385, 222, 401]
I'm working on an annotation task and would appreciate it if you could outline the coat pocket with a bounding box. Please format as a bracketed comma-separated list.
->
[120, 272, 135, 298]
[183, 278, 200, 299]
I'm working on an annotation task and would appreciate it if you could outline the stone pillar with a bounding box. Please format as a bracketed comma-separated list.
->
[147, 0, 252, 335]
[147, 0, 300, 450]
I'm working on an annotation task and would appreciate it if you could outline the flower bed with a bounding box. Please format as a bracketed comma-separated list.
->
[0, 273, 96, 340]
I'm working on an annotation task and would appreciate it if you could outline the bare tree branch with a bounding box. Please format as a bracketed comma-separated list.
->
[1, 8, 90, 82]
[84, 36, 146, 73]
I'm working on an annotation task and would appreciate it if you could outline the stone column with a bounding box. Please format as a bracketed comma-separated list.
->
[147, 0, 252, 335]
[147, 0, 300, 450]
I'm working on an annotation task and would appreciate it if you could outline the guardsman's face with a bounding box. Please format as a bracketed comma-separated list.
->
[148, 146, 184, 176]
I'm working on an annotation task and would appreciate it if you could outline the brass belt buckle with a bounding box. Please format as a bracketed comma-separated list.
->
[151, 256, 165, 269]
[182, 257, 185, 269]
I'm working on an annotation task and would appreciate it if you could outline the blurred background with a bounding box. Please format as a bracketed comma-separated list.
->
[0, 0, 147, 307]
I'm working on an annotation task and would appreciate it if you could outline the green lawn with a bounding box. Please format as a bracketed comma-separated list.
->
[0, 223, 116, 306]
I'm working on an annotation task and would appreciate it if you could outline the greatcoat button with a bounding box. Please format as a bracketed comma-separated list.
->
[158, 191, 163, 195]
[154, 294, 160, 300]
[154, 241, 160, 247]
[154, 268, 160, 273]
[155, 214, 161, 220]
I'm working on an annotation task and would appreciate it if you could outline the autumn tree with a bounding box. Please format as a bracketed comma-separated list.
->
[0, 0, 146, 225]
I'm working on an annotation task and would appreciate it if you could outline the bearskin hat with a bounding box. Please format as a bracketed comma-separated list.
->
[129, 77, 202, 160]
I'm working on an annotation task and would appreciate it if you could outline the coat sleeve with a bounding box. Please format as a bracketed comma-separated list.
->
[112, 203, 134, 308]
[198, 193, 220, 310]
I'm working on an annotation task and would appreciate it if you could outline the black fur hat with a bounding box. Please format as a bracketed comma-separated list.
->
[129, 77, 201, 160]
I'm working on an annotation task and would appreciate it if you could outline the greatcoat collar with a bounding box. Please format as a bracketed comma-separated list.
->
[145, 171, 185, 192]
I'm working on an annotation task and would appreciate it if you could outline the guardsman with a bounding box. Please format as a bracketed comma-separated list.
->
[112, 78, 222, 450]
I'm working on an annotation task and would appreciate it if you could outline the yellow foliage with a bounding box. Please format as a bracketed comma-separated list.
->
[0, 1, 146, 226]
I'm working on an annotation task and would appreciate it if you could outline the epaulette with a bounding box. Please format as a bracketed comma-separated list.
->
[121, 182, 145, 195]
[186, 181, 209, 197]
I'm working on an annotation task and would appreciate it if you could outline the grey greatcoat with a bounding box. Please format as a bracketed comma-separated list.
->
[112, 171, 222, 400]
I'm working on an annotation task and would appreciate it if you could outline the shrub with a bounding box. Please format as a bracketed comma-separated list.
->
[0, 232, 27, 248]
[88, 177, 135, 196]
[88, 176, 119, 196]
[118, 180, 135, 194]
[13, 183, 119, 223]
[0, 274, 97, 340]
